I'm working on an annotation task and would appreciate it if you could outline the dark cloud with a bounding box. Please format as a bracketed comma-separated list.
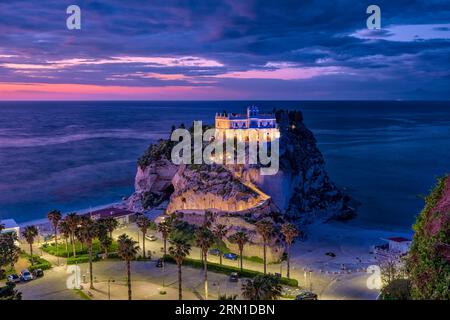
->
[0, 0, 449, 99]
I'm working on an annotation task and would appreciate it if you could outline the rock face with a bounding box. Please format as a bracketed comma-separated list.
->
[123, 140, 177, 212]
[167, 163, 264, 214]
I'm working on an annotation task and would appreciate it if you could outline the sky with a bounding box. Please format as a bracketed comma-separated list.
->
[0, 0, 449, 100]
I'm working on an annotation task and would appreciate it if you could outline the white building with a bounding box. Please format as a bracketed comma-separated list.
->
[215, 106, 279, 142]
[382, 237, 412, 254]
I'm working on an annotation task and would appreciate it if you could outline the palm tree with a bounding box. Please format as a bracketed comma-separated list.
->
[96, 222, 112, 256]
[255, 219, 274, 274]
[136, 214, 152, 259]
[22, 225, 38, 265]
[212, 224, 227, 265]
[169, 239, 191, 300]
[102, 217, 119, 239]
[78, 217, 98, 289]
[158, 218, 172, 259]
[241, 274, 282, 300]
[281, 222, 299, 279]
[195, 227, 215, 299]
[117, 234, 139, 300]
[228, 230, 249, 272]
[58, 219, 71, 258]
[65, 213, 80, 257]
[47, 210, 62, 249]
[0, 232, 20, 271]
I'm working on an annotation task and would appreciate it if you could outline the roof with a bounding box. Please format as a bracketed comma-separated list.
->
[0, 219, 19, 229]
[84, 207, 134, 220]
[384, 237, 411, 243]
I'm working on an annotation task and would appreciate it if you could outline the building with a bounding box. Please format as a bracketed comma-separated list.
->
[84, 207, 135, 226]
[215, 106, 279, 141]
[0, 219, 20, 237]
[382, 237, 412, 254]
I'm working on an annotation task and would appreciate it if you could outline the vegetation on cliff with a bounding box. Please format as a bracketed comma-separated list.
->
[138, 139, 174, 169]
[406, 175, 450, 299]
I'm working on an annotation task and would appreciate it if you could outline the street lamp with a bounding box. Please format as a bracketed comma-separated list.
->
[108, 278, 115, 300]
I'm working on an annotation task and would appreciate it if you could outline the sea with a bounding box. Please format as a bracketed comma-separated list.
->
[0, 101, 449, 231]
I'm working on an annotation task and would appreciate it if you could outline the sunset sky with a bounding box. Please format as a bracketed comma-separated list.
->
[0, 0, 449, 100]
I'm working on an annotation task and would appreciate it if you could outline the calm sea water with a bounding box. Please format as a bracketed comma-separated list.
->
[0, 101, 449, 230]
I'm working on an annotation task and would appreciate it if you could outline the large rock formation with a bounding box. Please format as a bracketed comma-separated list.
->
[123, 109, 355, 261]
[222, 110, 355, 224]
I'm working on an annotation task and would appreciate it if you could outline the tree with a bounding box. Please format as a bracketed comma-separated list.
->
[58, 219, 71, 257]
[22, 225, 38, 265]
[0, 223, 4, 232]
[78, 217, 98, 289]
[228, 230, 249, 272]
[406, 175, 450, 299]
[0, 283, 22, 300]
[241, 275, 282, 300]
[281, 222, 299, 279]
[136, 214, 152, 259]
[47, 210, 62, 250]
[255, 219, 274, 274]
[169, 239, 191, 300]
[102, 217, 119, 239]
[96, 222, 112, 256]
[195, 226, 215, 299]
[65, 213, 80, 257]
[117, 234, 139, 300]
[0, 232, 20, 271]
[213, 224, 227, 265]
[158, 218, 173, 259]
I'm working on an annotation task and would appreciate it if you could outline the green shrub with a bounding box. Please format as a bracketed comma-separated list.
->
[406, 175, 450, 299]
[380, 279, 412, 300]
[22, 254, 52, 271]
[67, 254, 99, 265]
[243, 256, 264, 264]
[42, 240, 117, 258]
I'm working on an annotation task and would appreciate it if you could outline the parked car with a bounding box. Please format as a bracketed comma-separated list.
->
[295, 292, 318, 300]
[7, 274, 21, 283]
[20, 269, 33, 281]
[156, 258, 163, 268]
[223, 253, 238, 260]
[209, 248, 221, 256]
[32, 268, 44, 278]
[145, 234, 158, 241]
[229, 272, 239, 282]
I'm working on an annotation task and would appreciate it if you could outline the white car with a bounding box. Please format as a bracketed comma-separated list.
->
[7, 274, 21, 283]
[20, 269, 33, 281]
[145, 234, 157, 241]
